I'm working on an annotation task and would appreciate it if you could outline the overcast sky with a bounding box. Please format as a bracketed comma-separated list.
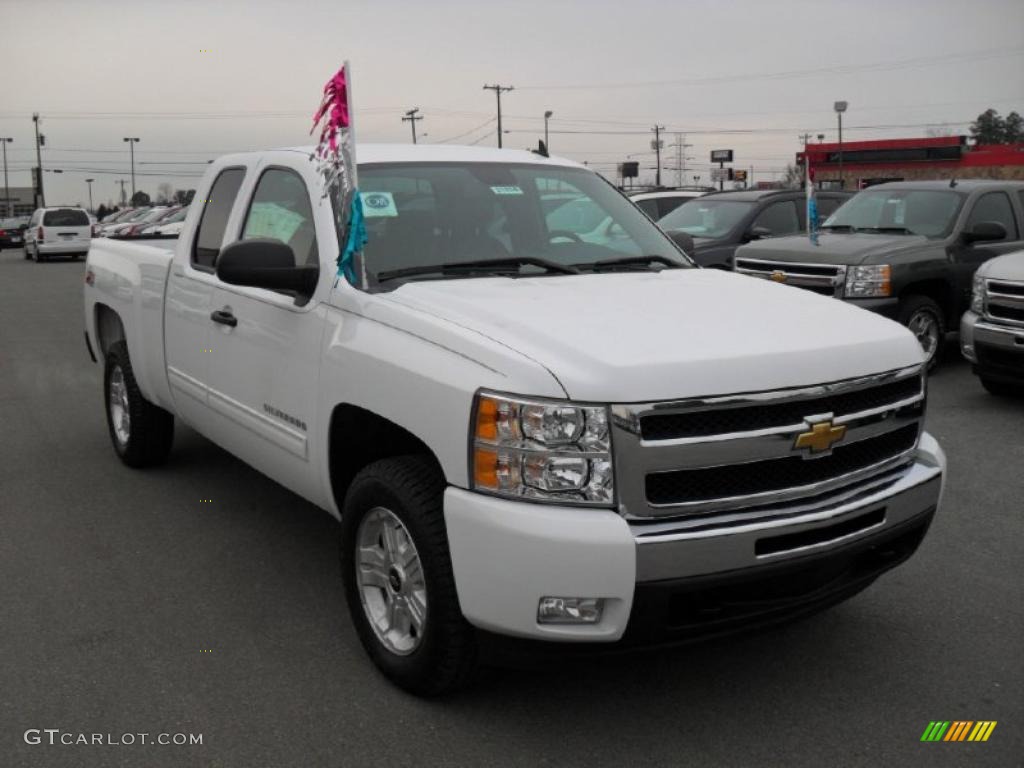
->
[1, 0, 1022, 207]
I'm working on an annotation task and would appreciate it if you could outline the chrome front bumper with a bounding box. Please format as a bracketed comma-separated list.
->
[632, 432, 944, 582]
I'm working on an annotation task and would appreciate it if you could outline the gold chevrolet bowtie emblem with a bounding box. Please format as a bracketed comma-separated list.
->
[794, 420, 847, 455]
[770, 270, 787, 283]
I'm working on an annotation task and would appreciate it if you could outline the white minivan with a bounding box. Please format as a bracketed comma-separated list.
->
[24, 207, 93, 261]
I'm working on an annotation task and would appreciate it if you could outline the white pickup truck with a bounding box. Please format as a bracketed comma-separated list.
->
[84, 144, 946, 695]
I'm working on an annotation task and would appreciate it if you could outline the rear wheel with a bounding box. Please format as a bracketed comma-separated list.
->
[897, 295, 945, 370]
[104, 340, 174, 467]
[981, 377, 1019, 397]
[340, 455, 476, 696]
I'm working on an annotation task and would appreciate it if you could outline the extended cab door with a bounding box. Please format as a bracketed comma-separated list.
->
[201, 159, 329, 501]
[953, 189, 1024, 309]
[164, 166, 248, 428]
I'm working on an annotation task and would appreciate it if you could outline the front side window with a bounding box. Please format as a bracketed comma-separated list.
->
[192, 168, 246, 270]
[823, 189, 965, 237]
[965, 192, 1018, 240]
[751, 200, 800, 236]
[240, 169, 318, 265]
[354, 162, 687, 280]
[658, 199, 754, 239]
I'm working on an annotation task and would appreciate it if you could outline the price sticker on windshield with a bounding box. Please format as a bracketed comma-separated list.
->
[360, 191, 398, 217]
[490, 185, 524, 196]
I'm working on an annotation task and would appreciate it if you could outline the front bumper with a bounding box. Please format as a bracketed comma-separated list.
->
[845, 296, 900, 319]
[444, 432, 945, 642]
[960, 310, 1024, 384]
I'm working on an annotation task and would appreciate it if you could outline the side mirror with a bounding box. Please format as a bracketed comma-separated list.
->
[667, 229, 695, 254]
[744, 226, 773, 243]
[216, 239, 319, 301]
[962, 221, 1007, 244]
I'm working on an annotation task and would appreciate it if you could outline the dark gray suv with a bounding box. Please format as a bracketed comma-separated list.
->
[657, 188, 852, 269]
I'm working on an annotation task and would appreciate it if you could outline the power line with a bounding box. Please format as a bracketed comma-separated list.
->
[516, 46, 1024, 90]
[433, 117, 497, 144]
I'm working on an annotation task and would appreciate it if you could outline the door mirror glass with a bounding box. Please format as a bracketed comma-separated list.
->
[962, 221, 1007, 244]
[216, 239, 318, 302]
[746, 225, 774, 242]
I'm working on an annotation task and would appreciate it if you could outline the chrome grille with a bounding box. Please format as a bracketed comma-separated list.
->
[734, 257, 846, 297]
[986, 279, 1024, 327]
[610, 366, 924, 519]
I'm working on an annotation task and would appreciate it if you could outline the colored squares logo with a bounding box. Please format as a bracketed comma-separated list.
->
[921, 721, 997, 742]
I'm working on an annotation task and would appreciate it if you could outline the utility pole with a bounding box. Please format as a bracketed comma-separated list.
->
[0, 137, 12, 217]
[117, 179, 128, 207]
[482, 84, 514, 149]
[85, 178, 95, 213]
[670, 133, 692, 187]
[33, 114, 45, 208]
[123, 137, 140, 202]
[651, 125, 664, 187]
[402, 108, 423, 144]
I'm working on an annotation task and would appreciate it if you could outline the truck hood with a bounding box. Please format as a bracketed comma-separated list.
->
[979, 250, 1024, 280]
[737, 232, 933, 265]
[384, 269, 923, 402]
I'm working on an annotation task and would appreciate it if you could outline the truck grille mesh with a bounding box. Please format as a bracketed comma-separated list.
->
[645, 424, 919, 505]
[640, 376, 921, 440]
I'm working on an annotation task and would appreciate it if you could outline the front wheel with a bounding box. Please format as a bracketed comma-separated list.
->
[104, 340, 174, 467]
[897, 295, 946, 370]
[340, 455, 476, 696]
[981, 377, 1019, 397]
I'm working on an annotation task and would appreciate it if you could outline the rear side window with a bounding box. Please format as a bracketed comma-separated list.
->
[634, 199, 659, 220]
[192, 168, 246, 269]
[966, 192, 1019, 240]
[816, 196, 845, 219]
[43, 209, 89, 226]
[656, 197, 689, 219]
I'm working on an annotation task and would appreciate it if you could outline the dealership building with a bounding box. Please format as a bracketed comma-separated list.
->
[0, 187, 37, 218]
[797, 136, 1024, 190]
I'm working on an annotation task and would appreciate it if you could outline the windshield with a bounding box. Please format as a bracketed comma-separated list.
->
[823, 189, 965, 237]
[353, 162, 690, 282]
[160, 207, 188, 224]
[657, 199, 753, 239]
[43, 209, 90, 226]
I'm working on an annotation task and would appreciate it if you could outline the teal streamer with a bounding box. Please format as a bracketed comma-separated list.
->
[338, 190, 368, 284]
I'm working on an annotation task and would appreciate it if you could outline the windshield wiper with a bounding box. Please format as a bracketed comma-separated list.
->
[819, 224, 854, 232]
[376, 256, 579, 283]
[857, 226, 914, 235]
[574, 255, 686, 272]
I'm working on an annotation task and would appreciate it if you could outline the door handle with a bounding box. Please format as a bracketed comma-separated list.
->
[210, 309, 237, 327]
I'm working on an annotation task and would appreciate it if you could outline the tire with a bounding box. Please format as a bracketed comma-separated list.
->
[340, 455, 476, 696]
[897, 295, 946, 370]
[981, 377, 1019, 397]
[103, 340, 174, 468]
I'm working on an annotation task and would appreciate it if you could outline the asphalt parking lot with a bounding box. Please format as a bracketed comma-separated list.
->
[1, 247, 1021, 768]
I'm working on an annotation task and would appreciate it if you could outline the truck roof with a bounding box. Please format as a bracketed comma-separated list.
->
[267, 143, 587, 169]
[869, 179, 1024, 192]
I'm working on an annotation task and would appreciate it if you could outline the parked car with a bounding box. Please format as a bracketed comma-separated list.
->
[629, 188, 710, 221]
[84, 143, 944, 695]
[0, 216, 30, 250]
[23, 207, 93, 261]
[142, 206, 189, 236]
[658, 188, 852, 269]
[97, 208, 139, 235]
[734, 180, 1024, 368]
[118, 206, 181, 237]
[961, 248, 1024, 395]
[106, 207, 169, 238]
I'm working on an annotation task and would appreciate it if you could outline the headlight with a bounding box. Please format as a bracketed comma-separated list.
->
[971, 273, 986, 314]
[845, 264, 892, 298]
[471, 392, 613, 506]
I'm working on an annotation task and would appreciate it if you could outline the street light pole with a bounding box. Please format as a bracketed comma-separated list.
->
[123, 137, 140, 202]
[544, 110, 553, 150]
[85, 178, 95, 213]
[833, 101, 847, 189]
[0, 138, 12, 217]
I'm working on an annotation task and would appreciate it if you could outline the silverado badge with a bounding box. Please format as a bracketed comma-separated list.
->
[794, 418, 846, 456]
[770, 270, 787, 283]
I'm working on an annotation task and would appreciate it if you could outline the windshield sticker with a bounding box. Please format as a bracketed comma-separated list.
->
[243, 202, 306, 243]
[490, 185, 524, 196]
[360, 191, 398, 217]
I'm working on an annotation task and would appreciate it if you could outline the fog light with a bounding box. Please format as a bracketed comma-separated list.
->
[537, 597, 604, 624]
